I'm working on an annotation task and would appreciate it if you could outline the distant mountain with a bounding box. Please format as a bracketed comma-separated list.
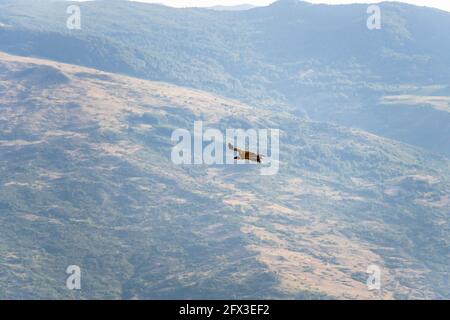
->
[1, 0, 449, 157]
[208, 4, 256, 11]
[1, 51, 449, 299]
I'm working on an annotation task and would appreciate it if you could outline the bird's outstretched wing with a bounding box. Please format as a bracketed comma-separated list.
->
[228, 143, 246, 158]
[228, 143, 238, 152]
[228, 143, 262, 163]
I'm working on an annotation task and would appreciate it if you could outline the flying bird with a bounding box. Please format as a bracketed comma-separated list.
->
[228, 143, 263, 163]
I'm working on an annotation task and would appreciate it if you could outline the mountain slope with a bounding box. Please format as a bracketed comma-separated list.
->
[0, 52, 449, 299]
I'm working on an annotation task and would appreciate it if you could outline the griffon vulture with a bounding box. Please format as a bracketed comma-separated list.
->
[228, 143, 263, 163]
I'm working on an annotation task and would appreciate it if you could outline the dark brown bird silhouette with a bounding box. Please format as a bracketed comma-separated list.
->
[228, 143, 263, 163]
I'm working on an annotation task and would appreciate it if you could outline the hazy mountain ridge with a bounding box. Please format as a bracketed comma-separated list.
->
[0, 52, 449, 299]
[208, 4, 256, 11]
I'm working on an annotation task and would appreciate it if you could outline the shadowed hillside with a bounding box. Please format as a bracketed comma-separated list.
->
[0, 0, 449, 158]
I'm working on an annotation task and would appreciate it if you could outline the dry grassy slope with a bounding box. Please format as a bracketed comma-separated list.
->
[0, 52, 449, 299]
